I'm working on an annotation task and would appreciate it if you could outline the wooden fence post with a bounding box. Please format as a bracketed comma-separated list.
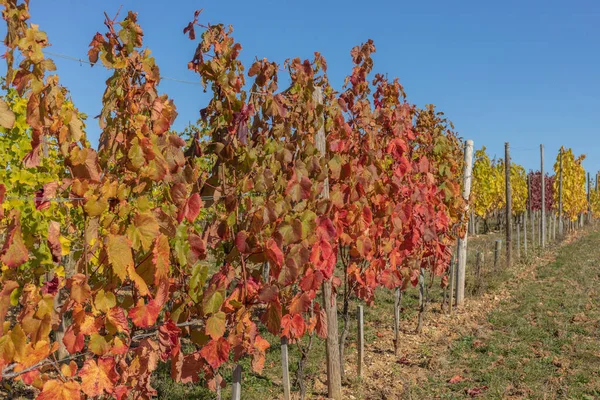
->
[516, 221, 521, 260]
[558, 148, 563, 236]
[524, 210, 528, 254]
[528, 175, 535, 249]
[505, 143, 512, 268]
[475, 251, 482, 292]
[588, 172, 592, 224]
[456, 139, 474, 306]
[393, 288, 402, 355]
[314, 87, 342, 400]
[540, 144, 546, 248]
[357, 305, 364, 378]
[281, 337, 291, 400]
[494, 240, 502, 269]
[449, 255, 455, 315]
[232, 364, 242, 400]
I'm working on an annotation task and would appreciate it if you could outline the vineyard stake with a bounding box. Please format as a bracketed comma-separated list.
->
[558, 148, 564, 236]
[505, 142, 512, 268]
[540, 144, 546, 248]
[357, 305, 364, 378]
[231, 364, 242, 400]
[315, 87, 342, 400]
[281, 337, 291, 400]
[516, 221, 521, 260]
[494, 240, 502, 269]
[456, 139, 474, 306]
[524, 209, 528, 254]
[393, 288, 402, 354]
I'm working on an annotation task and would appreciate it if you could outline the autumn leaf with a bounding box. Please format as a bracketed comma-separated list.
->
[265, 239, 283, 267]
[448, 375, 465, 384]
[127, 212, 160, 252]
[37, 379, 81, 400]
[129, 299, 160, 328]
[152, 234, 170, 285]
[63, 326, 84, 354]
[106, 307, 129, 333]
[106, 235, 133, 281]
[69, 274, 91, 303]
[78, 357, 118, 397]
[205, 311, 226, 340]
[94, 289, 116, 313]
[200, 337, 230, 370]
[177, 193, 202, 223]
[1, 214, 29, 268]
[158, 320, 181, 361]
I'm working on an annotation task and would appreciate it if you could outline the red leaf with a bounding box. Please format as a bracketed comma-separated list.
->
[130, 299, 161, 328]
[178, 193, 202, 223]
[299, 269, 323, 292]
[265, 239, 283, 267]
[466, 386, 488, 397]
[314, 302, 327, 338]
[289, 293, 312, 315]
[448, 375, 465, 384]
[159, 320, 181, 361]
[200, 338, 230, 370]
[1, 214, 29, 268]
[261, 298, 282, 335]
[281, 314, 306, 339]
[47, 221, 62, 263]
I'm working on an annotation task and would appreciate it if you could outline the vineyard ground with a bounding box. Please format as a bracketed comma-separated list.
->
[151, 226, 599, 399]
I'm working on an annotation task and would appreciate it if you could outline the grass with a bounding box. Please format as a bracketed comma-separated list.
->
[412, 227, 600, 399]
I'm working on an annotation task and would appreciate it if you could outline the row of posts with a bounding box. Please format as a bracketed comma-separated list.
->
[455, 142, 594, 309]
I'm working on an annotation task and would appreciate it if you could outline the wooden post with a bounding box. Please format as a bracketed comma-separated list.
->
[587, 172, 592, 224]
[357, 305, 364, 378]
[232, 364, 242, 400]
[315, 87, 342, 400]
[281, 338, 291, 400]
[475, 251, 482, 292]
[516, 221, 521, 260]
[540, 144, 546, 248]
[528, 175, 535, 249]
[456, 139, 474, 306]
[558, 148, 563, 236]
[448, 255, 455, 314]
[524, 210, 528, 254]
[393, 288, 402, 355]
[505, 143, 512, 268]
[494, 240, 502, 269]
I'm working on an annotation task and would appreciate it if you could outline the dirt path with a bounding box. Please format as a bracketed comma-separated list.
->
[338, 228, 599, 399]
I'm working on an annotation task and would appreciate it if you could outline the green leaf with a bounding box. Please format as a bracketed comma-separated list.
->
[205, 311, 226, 340]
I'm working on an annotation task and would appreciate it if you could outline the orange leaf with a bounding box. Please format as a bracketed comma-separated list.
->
[200, 338, 230, 370]
[106, 307, 129, 334]
[78, 357, 117, 397]
[265, 239, 283, 267]
[448, 375, 465, 384]
[69, 274, 91, 304]
[0, 214, 28, 268]
[152, 234, 170, 286]
[63, 326, 84, 354]
[129, 299, 160, 328]
[37, 379, 81, 400]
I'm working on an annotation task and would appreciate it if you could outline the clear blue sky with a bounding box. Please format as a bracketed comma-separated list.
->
[3, 0, 600, 177]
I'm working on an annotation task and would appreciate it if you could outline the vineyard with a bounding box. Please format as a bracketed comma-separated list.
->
[0, 2, 599, 399]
